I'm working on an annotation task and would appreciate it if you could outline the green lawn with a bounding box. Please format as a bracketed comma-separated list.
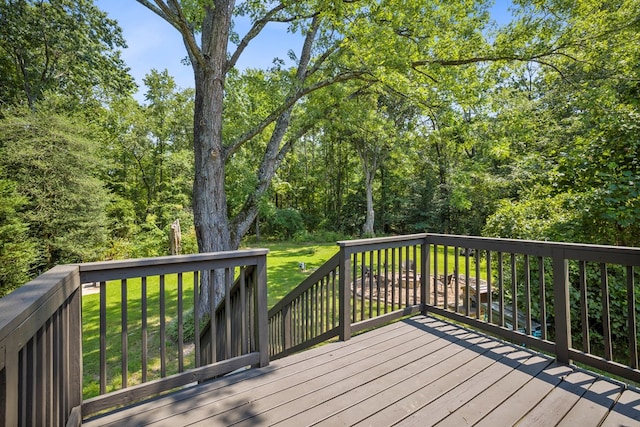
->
[249, 241, 339, 308]
[81, 241, 483, 398]
[81, 241, 339, 398]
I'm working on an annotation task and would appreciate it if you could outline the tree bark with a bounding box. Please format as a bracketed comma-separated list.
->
[191, 1, 234, 310]
[137, 1, 360, 312]
[363, 165, 375, 236]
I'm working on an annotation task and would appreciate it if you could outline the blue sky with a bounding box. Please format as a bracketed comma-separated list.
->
[95, 1, 514, 100]
[95, 0, 299, 98]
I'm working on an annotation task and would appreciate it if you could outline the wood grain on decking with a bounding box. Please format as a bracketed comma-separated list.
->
[84, 315, 638, 427]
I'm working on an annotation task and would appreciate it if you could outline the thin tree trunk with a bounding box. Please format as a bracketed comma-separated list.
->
[363, 166, 375, 236]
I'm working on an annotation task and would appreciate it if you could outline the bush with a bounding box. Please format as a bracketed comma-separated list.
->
[292, 230, 349, 243]
[167, 308, 210, 343]
[0, 178, 38, 296]
[130, 215, 166, 258]
[264, 207, 305, 240]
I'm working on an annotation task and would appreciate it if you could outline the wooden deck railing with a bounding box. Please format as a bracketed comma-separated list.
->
[2, 234, 640, 425]
[199, 265, 260, 364]
[268, 234, 640, 385]
[0, 249, 269, 426]
[268, 253, 341, 358]
[268, 234, 427, 358]
[425, 234, 640, 383]
[0, 265, 83, 427]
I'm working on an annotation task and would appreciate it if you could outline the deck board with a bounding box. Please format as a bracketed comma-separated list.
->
[556, 378, 623, 426]
[270, 330, 487, 427]
[193, 323, 455, 426]
[397, 349, 539, 427]
[242, 327, 470, 426]
[516, 370, 597, 426]
[348, 339, 515, 426]
[83, 315, 639, 427]
[601, 388, 640, 426]
[433, 352, 554, 427]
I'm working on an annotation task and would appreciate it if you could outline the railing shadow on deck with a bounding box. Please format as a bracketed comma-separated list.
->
[401, 316, 625, 418]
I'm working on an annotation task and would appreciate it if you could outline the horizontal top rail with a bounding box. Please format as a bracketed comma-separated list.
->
[337, 232, 640, 265]
[337, 234, 428, 254]
[426, 234, 640, 264]
[0, 264, 79, 345]
[78, 249, 270, 283]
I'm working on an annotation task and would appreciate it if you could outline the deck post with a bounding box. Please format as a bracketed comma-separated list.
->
[2, 337, 18, 427]
[68, 274, 83, 426]
[421, 235, 430, 314]
[256, 254, 270, 367]
[552, 248, 571, 364]
[338, 244, 352, 341]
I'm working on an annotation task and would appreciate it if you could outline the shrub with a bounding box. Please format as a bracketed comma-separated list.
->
[264, 207, 305, 240]
[167, 307, 210, 343]
[292, 230, 349, 243]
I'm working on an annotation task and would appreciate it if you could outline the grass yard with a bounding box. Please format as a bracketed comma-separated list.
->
[80, 240, 484, 398]
[250, 241, 339, 308]
[81, 241, 339, 398]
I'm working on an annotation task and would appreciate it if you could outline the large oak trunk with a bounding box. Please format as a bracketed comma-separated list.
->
[192, 1, 235, 313]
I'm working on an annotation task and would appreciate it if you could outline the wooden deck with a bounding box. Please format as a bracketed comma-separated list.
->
[84, 315, 640, 427]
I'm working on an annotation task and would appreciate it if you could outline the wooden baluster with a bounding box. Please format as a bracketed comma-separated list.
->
[552, 248, 571, 364]
[194, 271, 200, 368]
[601, 263, 613, 361]
[538, 257, 547, 340]
[627, 266, 637, 369]
[160, 275, 166, 377]
[100, 279, 107, 394]
[141, 277, 148, 382]
[524, 255, 531, 335]
[121, 279, 128, 388]
[497, 252, 504, 328]
[177, 273, 184, 372]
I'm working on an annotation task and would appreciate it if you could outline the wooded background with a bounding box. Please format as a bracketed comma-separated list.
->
[1, 0, 638, 297]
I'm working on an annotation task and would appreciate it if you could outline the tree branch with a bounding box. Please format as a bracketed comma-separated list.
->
[137, 0, 205, 67]
[226, 3, 287, 72]
[296, 16, 321, 81]
[223, 70, 372, 160]
[229, 117, 316, 246]
[305, 39, 341, 78]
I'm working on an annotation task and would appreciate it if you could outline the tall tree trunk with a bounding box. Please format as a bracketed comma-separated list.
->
[191, 1, 234, 312]
[137, 2, 346, 313]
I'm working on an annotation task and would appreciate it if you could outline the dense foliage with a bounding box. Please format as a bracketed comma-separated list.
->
[0, 0, 638, 301]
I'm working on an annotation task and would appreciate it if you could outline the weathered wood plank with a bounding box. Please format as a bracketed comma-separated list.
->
[473, 362, 575, 427]
[400, 349, 540, 426]
[433, 353, 553, 427]
[235, 329, 482, 426]
[106, 321, 452, 426]
[272, 332, 491, 426]
[347, 341, 513, 426]
[516, 370, 597, 426]
[601, 387, 640, 426]
[556, 378, 623, 426]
